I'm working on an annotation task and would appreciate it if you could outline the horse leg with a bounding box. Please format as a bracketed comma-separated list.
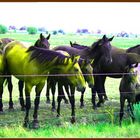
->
[63, 95, 69, 104]
[91, 85, 97, 109]
[56, 83, 63, 117]
[32, 82, 45, 129]
[18, 80, 25, 111]
[51, 82, 56, 112]
[101, 76, 108, 101]
[119, 96, 125, 127]
[64, 84, 71, 104]
[80, 88, 86, 108]
[70, 85, 76, 123]
[46, 80, 51, 104]
[23, 83, 32, 128]
[7, 77, 14, 110]
[96, 76, 106, 107]
[127, 100, 135, 123]
[0, 81, 4, 112]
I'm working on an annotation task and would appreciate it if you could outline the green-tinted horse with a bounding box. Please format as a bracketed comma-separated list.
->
[0, 33, 51, 111]
[2, 41, 86, 128]
[0, 50, 6, 111]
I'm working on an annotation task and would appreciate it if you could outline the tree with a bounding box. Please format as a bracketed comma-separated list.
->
[0, 24, 8, 34]
[27, 27, 37, 34]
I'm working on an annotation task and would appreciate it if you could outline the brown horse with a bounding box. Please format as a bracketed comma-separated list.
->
[119, 63, 140, 126]
[54, 35, 114, 108]
[70, 40, 140, 109]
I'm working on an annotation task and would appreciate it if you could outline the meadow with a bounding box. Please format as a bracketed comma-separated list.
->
[0, 32, 140, 138]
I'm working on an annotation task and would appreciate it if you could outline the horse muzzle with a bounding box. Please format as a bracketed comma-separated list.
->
[88, 83, 94, 88]
[77, 86, 86, 92]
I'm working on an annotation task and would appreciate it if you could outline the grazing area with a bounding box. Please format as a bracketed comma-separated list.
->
[0, 33, 140, 137]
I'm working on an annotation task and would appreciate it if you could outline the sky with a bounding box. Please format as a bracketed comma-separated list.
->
[0, 2, 140, 34]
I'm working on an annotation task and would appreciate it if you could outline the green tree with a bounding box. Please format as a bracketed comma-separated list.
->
[27, 27, 37, 34]
[0, 24, 8, 34]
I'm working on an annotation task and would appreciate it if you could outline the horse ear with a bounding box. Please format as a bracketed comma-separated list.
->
[72, 55, 80, 65]
[90, 59, 94, 65]
[70, 41, 73, 47]
[102, 35, 107, 40]
[133, 62, 138, 68]
[108, 36, 114, 42]
[46, 34, 51, 40]
[40, 33, 45, 40]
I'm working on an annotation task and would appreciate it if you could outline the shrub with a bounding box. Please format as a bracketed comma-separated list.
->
[0, 24, 8, 34]
[52, 30, 57, 35]
[27, 27, 37, 34]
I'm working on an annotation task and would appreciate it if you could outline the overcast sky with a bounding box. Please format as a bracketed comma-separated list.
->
[0, 2, 140, 33]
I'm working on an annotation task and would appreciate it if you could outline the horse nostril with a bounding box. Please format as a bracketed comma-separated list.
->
[89, 83, 94, 88]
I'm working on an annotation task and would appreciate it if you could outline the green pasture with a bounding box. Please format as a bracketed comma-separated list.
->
[0, 33, 140, 138]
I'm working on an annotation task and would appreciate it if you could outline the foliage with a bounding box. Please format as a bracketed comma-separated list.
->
[0, 24, 8, 34]
[27, 27, 37, 34]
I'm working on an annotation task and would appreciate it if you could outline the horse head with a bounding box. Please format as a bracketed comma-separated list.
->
[63, 55, 86, 92]
[90, 35, 114, 64]
[34, 33, 50, 49]
[79, 58, 94, 88]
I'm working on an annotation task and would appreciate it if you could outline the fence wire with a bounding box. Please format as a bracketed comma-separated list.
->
[0, 72, 139, 126]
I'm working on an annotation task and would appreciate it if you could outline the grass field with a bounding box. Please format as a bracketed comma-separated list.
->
[0, 33, 140, 138]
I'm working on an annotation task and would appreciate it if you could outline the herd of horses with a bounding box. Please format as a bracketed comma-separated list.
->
[0, 33, 140, 128]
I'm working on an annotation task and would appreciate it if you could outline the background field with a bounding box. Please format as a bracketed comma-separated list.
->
[0, 33, 140, 138]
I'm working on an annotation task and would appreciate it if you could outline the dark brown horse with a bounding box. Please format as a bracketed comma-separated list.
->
[119, 63, 140, 126]
[54, 35, 113, 108]
[70, 40, 140, 109]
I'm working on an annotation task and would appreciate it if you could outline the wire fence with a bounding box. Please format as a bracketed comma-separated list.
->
[0, 72, 140, 127]
[0, 72, 139, 77]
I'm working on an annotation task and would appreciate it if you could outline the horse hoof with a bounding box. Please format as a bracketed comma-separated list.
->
[93, 106, 97, 110]
[21, 107, 25, 111]
[80, 104, 84, 109]
[32, 120, 39, 129]
[57, 114, 60, 117]
[104, 97, 108, 101]
[9, 107, 14, 111]
[0, 110, 4, 114]
[52, 108, 56, 112]
[46, 100, 50, 104]
[64, 100, 69, 104]
[23, 122, 29, 128]
[71, 117, 76, 124]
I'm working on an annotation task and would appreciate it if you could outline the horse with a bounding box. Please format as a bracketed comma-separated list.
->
[46, 56, 94, 111]
[2, 41, 86, 128]
[0, 33, 51, 111]
[53, 35, 114, 108]
[69, 39, 140, 109]
[119, 63, 140, 126]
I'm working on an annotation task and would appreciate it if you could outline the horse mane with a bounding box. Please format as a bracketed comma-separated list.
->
[71, 43, 89, 50]
[126, 45, 140, 53]
[27, 46, 70, 65]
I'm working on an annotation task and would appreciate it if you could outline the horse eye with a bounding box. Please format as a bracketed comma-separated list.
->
[75, 68, 79, 72]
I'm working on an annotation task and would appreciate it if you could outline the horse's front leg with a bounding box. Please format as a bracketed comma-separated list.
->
[23, 83, 32, 128]
[96, 76, 106, 107]
[56, 82, 64, 117]
[119, 96, 125, 127]
[18, 80, 25, 111]
[7, 76, 14, 110]
[80, 89, 85, 108]
[46, 79, 51, 104]
[51, 81, 56, 112]
[70, 85, 76, 123]
[32, 82, 45, 129]
[0, 80, 4, 112]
